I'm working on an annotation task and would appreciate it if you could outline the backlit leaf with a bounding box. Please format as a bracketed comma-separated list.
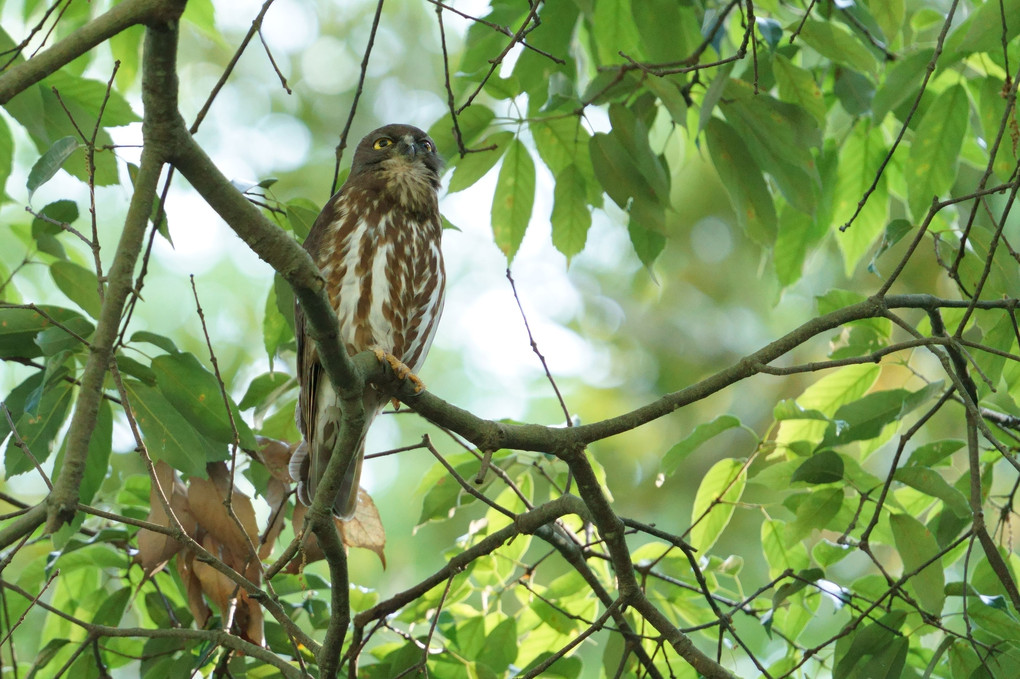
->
[689, 458, 746, 552]
[890, 513, 945, 615]
[491, 138, 535, 261]
[27, 136, 78, 199]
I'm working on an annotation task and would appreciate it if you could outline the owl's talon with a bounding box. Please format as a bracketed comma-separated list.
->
[373, 349, 426, 393]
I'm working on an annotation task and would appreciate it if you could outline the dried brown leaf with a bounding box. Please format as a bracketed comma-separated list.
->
[136, 461, 195, 575]
[285, 488, 386, 572]
[254, 435, 300, 483]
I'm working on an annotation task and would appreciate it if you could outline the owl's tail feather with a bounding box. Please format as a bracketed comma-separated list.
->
[288, 432, 368, 520]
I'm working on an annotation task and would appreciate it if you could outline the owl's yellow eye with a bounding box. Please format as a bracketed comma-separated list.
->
[373, 137, 393, 150]
[420, 139, 434, 153]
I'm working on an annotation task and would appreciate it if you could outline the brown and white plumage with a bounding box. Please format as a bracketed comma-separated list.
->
[290, 124, 446, 519]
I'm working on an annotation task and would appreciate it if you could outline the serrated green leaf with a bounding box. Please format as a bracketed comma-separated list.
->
[43, 71, 140, 128]
[908, 84, 969, 220]
[27, 136, 79, 199]
[704, 118, 777, 244]
[890, 513, 945, 615]
[689, 458, 746, 552]
[50, 261, 102, 319]
[662, 414, 742, 476]
[491, 138, 535, 260]
[152, 353, 257, 450]
[123, 380, 223, 476]
[550, 164, 591, 260]
[447, 132, 513, 193]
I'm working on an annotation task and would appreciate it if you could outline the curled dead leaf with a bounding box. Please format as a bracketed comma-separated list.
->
[135, 460, 195, 575]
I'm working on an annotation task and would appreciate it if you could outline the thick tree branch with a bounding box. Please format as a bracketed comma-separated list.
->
[0, 0, 180, 104]
[44, 9, 187, 532]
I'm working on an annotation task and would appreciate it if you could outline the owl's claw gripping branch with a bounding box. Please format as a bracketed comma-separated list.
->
[374, 348, 426, 393]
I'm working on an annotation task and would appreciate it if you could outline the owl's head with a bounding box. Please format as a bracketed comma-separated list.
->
[351, 124, 444, 194]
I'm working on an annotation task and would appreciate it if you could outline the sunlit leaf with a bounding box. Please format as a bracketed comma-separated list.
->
[550, 164, 591, 260]
[689, 458, 746, 552]
[491, 138, 535, 261]
[447, 131, 513, 193]
[907, 84, 969, 220]
[894, 467, 971, 518]
[662, 414, 742, 476]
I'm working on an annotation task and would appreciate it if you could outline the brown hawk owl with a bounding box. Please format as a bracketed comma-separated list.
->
[290, 124, 446, 518]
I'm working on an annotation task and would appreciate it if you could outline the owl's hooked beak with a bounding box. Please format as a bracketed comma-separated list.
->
[396, 135, 421, 159]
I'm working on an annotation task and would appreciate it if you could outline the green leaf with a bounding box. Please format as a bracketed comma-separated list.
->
[50, 261, 102, 319]
[833, 127, 889, 275]
[794, 18, 879, 74]
[491, 138, 535, 261]
[152, 353, 258, 450]
[834, 614, 908, 679]
[721, 79, 821, 215]
[627, 218, 666, 270]
[27, 136, 79, 199]
[872, 49, 934, 123]
[0, 115, 13, 204]
[889, 513, 945, 615]
[761, 519, 810, 578]
[43, 71, 140, 128]
[447, 132, 513, 193]
[869, 0, 905, 44]
[263, 280, 293, 365]
[788, 487, 844, 540]
[52, 398, 111, 506]
[776, 363, 880, 451]
[92, 587, 131, 626]
[285, 198, 319, 241]
[968, 595, 1020, 643]
[772, 567, 825, 609]
[689, 458, 746, 552]
[822, 384, 940, 447]
[662, 414, 742, 476]
[773, 54, 826, 127]
[239, 372, 295, 411]
[31, 199, 79, 259]
[591, 0, 641, 63]
[4, 377, 73, 477]
[481, 617, 518, 673]
[704, 117, 778, 245]
[906, 440, 964, 467]
[123, 379, 224, 477]
[907, 84, 969, 220]
[791, 450, 844, 484]
[943, 0, 1020, 62]
[429, 106, 495, 162]
[130, 330, 179, 354]
[550, 164, 592, 260]
[894, 467, 971, 518]
[0, 306, 85, 359]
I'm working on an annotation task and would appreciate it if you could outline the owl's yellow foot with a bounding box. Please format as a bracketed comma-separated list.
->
[373, 348, 426, 393]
